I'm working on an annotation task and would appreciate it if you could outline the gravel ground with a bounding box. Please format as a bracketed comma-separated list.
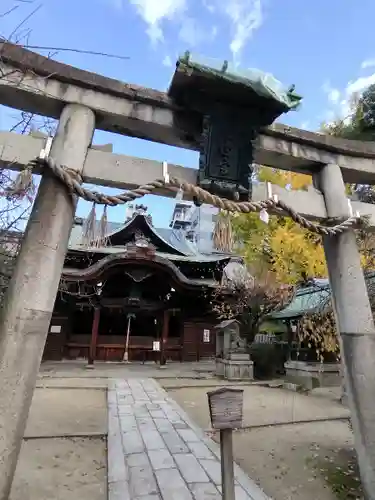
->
[168, 385, 362, 500]
[10, 387, 107, 500]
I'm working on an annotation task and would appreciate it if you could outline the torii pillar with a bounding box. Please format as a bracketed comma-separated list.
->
[0, 104, 95, 499]
[318, 163, 375, 499]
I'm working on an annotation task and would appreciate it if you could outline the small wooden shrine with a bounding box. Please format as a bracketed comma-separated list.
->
[43, 207, 240, 363]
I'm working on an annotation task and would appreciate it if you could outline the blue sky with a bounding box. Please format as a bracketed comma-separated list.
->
[2, 0, 375, 227]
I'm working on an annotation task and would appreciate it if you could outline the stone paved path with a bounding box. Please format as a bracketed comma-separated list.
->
[108, 378, 271, 500]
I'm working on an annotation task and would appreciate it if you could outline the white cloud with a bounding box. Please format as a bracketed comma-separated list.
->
[346, 74, 375, 95]
[322, 75, 375, 126]
[328, 88, 340, 104]
[216, 0, 263, 61]
[300, 121, 310, 130]
[178, 18, 218, 47]
[361, 59, 375, 70]
[129, 0, 187, 44]
[203, 0, 215, 13]
[162, 55, 172, 67]
[322, 81, 341, 105]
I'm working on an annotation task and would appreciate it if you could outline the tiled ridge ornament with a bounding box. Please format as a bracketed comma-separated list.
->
[107, 378, 271, 500]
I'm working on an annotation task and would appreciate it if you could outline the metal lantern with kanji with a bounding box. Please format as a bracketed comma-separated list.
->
[168, 52, 301, 202]
[207, 387, 244, 430]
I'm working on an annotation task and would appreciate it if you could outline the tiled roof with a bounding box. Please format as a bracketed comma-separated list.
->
[69, 215, 232, 260]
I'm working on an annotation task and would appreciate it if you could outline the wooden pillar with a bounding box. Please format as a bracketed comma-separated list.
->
[123, 313, 133, 362]
[0, 104, 95, 499]
[160, 310, 169, 366]
[317, 163, 375, 499]
[220, 429, 236, 500]
[88, 307, 101, 366]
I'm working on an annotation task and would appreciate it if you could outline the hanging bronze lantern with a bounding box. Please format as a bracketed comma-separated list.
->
[168, 52, 301, 202]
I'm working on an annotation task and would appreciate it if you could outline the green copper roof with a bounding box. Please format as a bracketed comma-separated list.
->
[174, 52, 302, 112]
[270, 272, 375, 320]
[270, 283, 331, 320]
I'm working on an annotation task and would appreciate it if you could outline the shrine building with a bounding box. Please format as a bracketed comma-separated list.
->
[43, 206, 239, 364]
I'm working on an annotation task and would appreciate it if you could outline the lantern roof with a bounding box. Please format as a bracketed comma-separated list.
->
[168, 52, 302, 125]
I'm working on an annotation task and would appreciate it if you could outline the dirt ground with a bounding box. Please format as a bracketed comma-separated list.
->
[10, 387, 107, 500]
[168, 385, 362, 500]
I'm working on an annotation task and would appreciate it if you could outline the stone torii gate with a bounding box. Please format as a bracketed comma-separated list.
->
[1, 42, 375, 499]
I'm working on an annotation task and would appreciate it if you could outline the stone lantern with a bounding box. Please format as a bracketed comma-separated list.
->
[214, 319, 253, 381]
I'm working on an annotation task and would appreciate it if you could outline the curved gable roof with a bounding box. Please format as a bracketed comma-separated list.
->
[62, 252, 218, 289]
[105, 214, 187, 255]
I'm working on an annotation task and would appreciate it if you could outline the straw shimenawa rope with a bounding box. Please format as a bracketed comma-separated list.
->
[28, 157, 367, 237]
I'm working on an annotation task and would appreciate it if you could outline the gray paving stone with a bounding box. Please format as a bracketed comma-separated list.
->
[134, 406, 151, 418]
[134, 495, 161, 500]
[174, 454, 210, 484]
[199, 460, 222, 485]
[137, 417, 156, 430]
[117, 388, 132, 395]
[150, 410, 165, 418]
[108, 379, 117, 390]
[118, 395, 135, 405]
[108, 438, 127, 483]
[155, 468, 194, 500]
[122, 430, 145, 454]
[116, 380, 129, 389]
[146, 403, 161, 411]
[177, 428, 201, 443]
[174, 421, 189, 429]
[148, 449, 175, 470]
[161, 408, 185, 425]
[107, 389, 118, 406]
[161, 430, 189, 454]
[128, 380, 143, 388]
[119, 415, 138, 431]
[118, 405, 134, 416]
[107, 413, 121, 438]
[233, 464, 270, 500]
[235, 485, 253, 500]
[153, 418, 174, 433]
[141, 429, 166, 450]
[189, 482, 221, 499]
[187, 442, 216, 460]
[129, 465, 159, 497]
[148, 395, 163, 401]
[108, 480, 130, 500]
[135, 396, 150, 403]
[107, 379, 271, 500]
[126, 452, 150, 467]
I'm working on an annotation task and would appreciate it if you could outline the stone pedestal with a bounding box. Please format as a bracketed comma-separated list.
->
[216, 353, 254, 381]
[284, 360, 340, 390]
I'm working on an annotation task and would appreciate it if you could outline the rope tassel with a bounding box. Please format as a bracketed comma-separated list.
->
[6, 167, 33, 198]
[98, 205, 108, 247]
[213, 211, 234, 253]
[82, 203, 97, 247]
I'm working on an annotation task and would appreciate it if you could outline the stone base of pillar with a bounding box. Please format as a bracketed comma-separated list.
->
[216, 353, 254, 381]
[284, 360, 340, 390]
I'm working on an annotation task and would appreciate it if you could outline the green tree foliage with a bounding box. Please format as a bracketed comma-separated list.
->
[232, 166, 327, 285]
[322, 85, 375, 141]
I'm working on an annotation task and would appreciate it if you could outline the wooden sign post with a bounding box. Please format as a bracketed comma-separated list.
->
[207, 387, 244, 500]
